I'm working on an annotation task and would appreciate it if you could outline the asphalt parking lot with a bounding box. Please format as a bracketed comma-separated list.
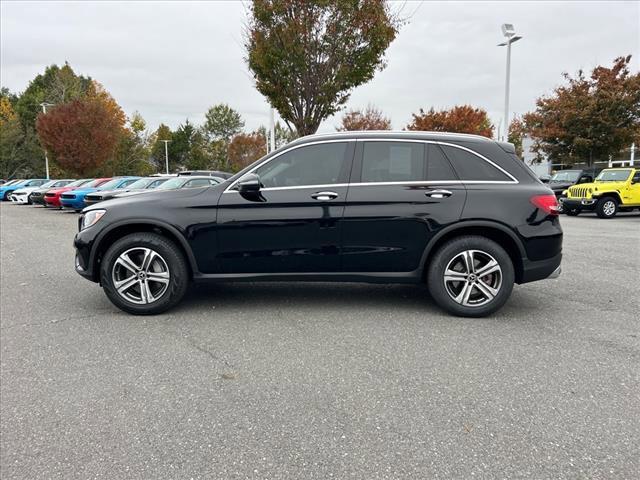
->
[1, 203, 638, 479]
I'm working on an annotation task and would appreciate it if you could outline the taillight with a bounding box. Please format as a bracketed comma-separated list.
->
[530, 194, 559, 215]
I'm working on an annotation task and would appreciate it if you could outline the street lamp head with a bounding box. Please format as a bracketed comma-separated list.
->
[501, 23, 516, 38]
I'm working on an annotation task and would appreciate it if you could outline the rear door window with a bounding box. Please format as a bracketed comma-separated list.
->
[361, 142, 425, 182]
[426, 144, 457, 181]
[440, 145, 512, 181]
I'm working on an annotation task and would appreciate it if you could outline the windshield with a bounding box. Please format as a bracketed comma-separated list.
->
[66, 179, 91, 188]
[596, 169, 632, 182]
[156, 178, 187, 190]
[126, 178, 156, 189]
[97, 179, 124, 190]
[83, 179, 109, 188]
[550, 171, 581, 182]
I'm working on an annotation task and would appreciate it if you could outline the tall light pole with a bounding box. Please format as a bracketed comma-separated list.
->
[40, 102, 55, 179]
[498, 24, 522, 141]
[269, 107, 276, 153]
[162, 140, 170, 174]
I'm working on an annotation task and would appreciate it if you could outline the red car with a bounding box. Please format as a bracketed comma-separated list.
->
[44, 178, 109, 208]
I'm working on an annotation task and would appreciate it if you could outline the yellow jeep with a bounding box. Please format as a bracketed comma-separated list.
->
[562, 167, 640, 218]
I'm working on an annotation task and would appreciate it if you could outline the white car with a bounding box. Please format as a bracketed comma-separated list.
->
[9, 180, 58, 204]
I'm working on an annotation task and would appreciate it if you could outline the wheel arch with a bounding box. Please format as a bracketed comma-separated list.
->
[90, 220, 198, 282]
[420, 221, 526, 283]
[595, 192, 622, 203]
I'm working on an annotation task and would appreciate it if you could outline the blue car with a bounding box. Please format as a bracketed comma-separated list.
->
[60, 177, 140, 211]
[0, 179, 48, 201]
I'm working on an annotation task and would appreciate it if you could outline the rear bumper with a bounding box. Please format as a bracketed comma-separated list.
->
[520, 252, 562, 284]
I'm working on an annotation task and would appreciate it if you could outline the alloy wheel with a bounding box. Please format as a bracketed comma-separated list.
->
[443, 249, 503, 307]
[603, 200, 616, 217]
[111, 247, 170, 304]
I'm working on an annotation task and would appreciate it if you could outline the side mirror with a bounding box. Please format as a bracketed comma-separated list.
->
[578, 176, 591, 184]
[237, 173, 262, 193]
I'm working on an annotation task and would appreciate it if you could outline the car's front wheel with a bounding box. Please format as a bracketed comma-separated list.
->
[100, 232, 189, 314]
[427, 236, 515, 317]
[595, 197, 618, 219]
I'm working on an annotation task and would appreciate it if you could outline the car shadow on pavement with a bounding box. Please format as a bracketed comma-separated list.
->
[181, 281, 439, 314]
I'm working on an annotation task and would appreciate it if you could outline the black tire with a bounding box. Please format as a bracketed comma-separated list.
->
[427, 235, 515, 318]
[565, 208, 580, 216]
[2, 191, 9, 201]
[595, 197, 618, 219]
[100, 232, 190, 315]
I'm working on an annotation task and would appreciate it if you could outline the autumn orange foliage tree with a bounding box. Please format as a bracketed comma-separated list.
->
[337, 105, 391, 131]
[524, 55, 640, 165]
[227, 131, 267, 171]
[36, 82, 126, 175]
[407, 105, 494, 138]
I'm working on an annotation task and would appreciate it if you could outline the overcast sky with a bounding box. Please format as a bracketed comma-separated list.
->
[1, 1, 638, 136]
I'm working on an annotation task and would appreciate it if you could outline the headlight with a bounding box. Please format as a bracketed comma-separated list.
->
[81, 209, 106, 230]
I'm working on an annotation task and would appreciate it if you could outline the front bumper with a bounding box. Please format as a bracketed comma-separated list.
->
[60, 198, 86, 210]
[30, 193, 45, 205]
[9, 193, 29, 204]
[562, 198, 596, 211]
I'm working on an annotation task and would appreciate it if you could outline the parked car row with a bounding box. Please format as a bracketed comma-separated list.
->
[1, 173, 225, 211]
[558, 167, 640, 218]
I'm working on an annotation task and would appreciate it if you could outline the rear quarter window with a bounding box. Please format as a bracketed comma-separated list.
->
[440, 145, 512, 182]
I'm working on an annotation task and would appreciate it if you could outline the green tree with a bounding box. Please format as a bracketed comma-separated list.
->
[524, 55, 640, 165]
[108, 112, 154, 176]
[0, 90, 44, 178]
[246, 0, 400, 136]
[15, 63, 92, 130]
[203, 104, 244, 142]
[202, 104, 245, 170]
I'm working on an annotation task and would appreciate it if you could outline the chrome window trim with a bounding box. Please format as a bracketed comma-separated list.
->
[223, 137, 518, 194]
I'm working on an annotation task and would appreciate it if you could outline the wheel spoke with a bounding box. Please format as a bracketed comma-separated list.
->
[116, 253, 139, 273]
[475, 259, 500, 278]
[147, 271, 170, 284]
[139, 279, 155, 303]
[115, 275, 138, 294]
[454, 282, 474, 306]
[141, 249, 157, 272]
[475, 279, 498, 301]
[462, 251, 475, 274]
[444, 269, 467, 283]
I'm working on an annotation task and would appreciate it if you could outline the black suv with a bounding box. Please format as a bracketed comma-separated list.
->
[74, 132, 562, 317]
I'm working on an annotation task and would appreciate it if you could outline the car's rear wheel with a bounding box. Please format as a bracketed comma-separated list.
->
[100, 232, 189, 315]
[596, 197, 618, 219]
[427, 236, 515, 317]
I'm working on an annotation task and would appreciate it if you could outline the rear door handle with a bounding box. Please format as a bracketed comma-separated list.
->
[424, 189, 453, 198]
[311, 191, 338, 201]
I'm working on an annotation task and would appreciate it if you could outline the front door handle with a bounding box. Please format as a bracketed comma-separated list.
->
[311, 191, 338, 201]
[424, 189, 453, 199]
